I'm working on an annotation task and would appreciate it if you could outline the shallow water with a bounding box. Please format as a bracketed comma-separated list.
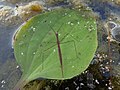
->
[88, 0, 120, 20]
[0, 24, 22, 90]
[0, 0, 120, 90]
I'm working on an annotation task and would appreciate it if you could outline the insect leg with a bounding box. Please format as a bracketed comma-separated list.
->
[60, 40, 80, 59]
[41, 43, 57, 70]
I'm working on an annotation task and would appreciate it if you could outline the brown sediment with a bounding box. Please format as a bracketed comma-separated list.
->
[23, 80, 46, 90]
[13, 78, 28, 90]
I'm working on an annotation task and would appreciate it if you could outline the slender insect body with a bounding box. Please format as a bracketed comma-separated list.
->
[48, 24, 64, 77]
[55, 31, 64, 77]
[48, 24, 80, 78]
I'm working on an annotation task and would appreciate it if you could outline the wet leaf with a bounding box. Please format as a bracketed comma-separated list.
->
[13, 8, 97, 89]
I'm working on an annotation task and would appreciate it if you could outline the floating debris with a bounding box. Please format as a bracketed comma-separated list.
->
[1, 80, 6, 84]
[0, 1, 44, 26]
[16, 65, 19, 69]
[16, 1, 43, 21]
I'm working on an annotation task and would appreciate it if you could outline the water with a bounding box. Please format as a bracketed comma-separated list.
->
[88, 0, 120, 20]
[0, 0, 120, 90]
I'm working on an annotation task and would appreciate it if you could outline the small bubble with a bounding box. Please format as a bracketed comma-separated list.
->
[100, 64, 103, 66]
[112, 49, 115, 51]
[97, 53, 100, 57]
[86, 7, 90, 10]
[71, 23, 74, 26]
[68, 21, 71, 24]
[68, 14, 71, 17]
[21, 52, 24, 55]
[76, 86, 79, 90]
[65, 13, 67, 15]
[88, 29, 92, 32]
[77, 22, 80, 24]
[59, 34, 61, 36]
[33, 28, 36, 31]
[93, 28, 96, 30]
[95, 79, 99, 84]
[110, 59, 112, 62]
[50, 21, 51, 23]
[118, 62, 120, 65]
[72, 66, 74, 68]
[108, 87, 112, 90]
[31, 26, 33, 29]
[54, 49, 56, 52]
[87, 21, 89, 24]
[85, 70, 88, 73]
[1, 85, 4, 88]
[1, 80, 5, 84]
[33, 52, 36, 55]
[16, 65, 19, 69]
[80, 83, 84, 85]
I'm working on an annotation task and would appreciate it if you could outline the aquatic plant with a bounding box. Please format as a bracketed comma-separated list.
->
[13, 8, 97, 90]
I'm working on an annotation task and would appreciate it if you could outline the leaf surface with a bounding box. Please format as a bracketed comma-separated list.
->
[14, 9, 97, 81]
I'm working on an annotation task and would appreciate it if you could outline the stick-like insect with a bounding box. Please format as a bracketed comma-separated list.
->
[48, 24, 64, 78]
[41, 23, 78, 78]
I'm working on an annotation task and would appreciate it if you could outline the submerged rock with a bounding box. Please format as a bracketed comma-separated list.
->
[104, 21, 120, 43]
[0, 1, 44, 26]
[111, 26, 120, 42]
[16, 1, 44, 21]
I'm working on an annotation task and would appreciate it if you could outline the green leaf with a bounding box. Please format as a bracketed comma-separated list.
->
[13, 8, 97, 89]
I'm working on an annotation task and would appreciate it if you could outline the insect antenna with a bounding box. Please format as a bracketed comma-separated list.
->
[48, 23, 64, 78]
[48, 23, 64, 34]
